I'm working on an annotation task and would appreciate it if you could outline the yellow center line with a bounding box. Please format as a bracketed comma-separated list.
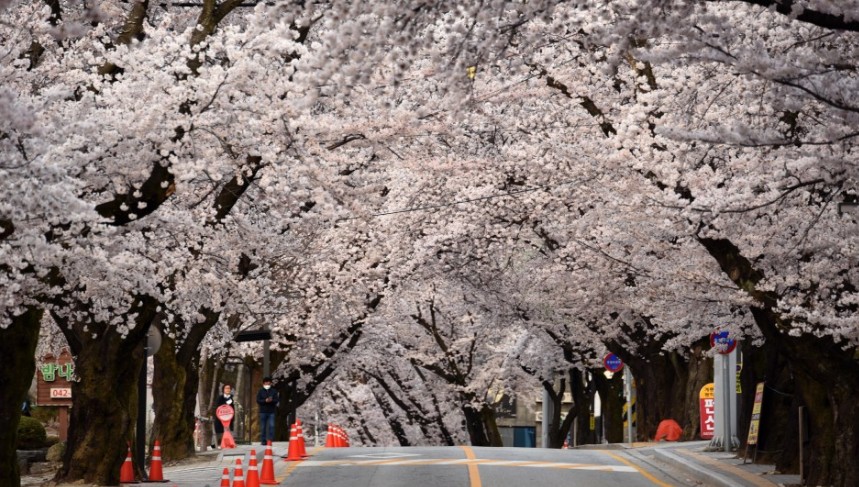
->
[603, 451, 675, 487]
[277, 446, 324, 483]
[460, 446, 483, 487]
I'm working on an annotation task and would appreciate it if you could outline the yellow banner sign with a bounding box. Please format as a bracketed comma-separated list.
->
[747, 382, 765, 445]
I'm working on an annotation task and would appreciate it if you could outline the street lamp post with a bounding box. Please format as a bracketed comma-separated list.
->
[136, 327, 161, 480]
[234, 327, 273, 378]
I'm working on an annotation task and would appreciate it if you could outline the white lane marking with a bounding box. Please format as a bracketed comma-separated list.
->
[350, 452, 421, 459]
[434, 459, 474, 465]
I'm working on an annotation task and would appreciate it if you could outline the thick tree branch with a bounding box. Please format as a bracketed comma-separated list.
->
[209, 156, 265, 225]
[95, 161, 175, 225]
[723, 0, 859, 32]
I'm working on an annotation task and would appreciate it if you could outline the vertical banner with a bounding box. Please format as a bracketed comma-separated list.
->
[699, 383, 715, 439]
[747, 382, 765, 445]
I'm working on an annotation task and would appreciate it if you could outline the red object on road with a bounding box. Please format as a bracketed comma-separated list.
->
[219, 468, 230, 487]
[217, 405, 237, 449]
[295, 420, 308, 457]
[232, 458, 245, 487]
[325, 425, 336, 447]
[120, 446, 134, 483]
[143, 440, 169, 482]
[260, 441, 278, 485]
[284, 423, 305, 462]
[246, 449, 260, 487]
[654, 419, 683, 442]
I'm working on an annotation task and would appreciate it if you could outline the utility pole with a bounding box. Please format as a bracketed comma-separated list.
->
[541, 387, 552, 448]
[709, 348, 739, 451]
[623, 367, 635, 445]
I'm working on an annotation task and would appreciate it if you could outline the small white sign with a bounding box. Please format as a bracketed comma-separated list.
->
[50, 388, 72, 399]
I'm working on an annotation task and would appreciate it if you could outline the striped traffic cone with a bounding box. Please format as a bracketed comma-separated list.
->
[295, 420, 308, 457]
[119, 445, 134, 483]
[232, 458, 245, 487]
[324, 424, 336, 447]
[331, 426, 340, 448]
[260, 441, 277, 485]
[337, 426, 346, 448]
[219, 467, 231, 487]
[284, 423, 304, 461]
[245, 449, 260, 487]
[144, 440, 169, 482]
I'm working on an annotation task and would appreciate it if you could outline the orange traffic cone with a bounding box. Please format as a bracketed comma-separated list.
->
[331, 426, 340, 448]
[325, 424, 336, 447]
[260, 441, 277, 485]
[295, 420, 308, 457]
[335, 426, 345, 448]
[120, 446, 134, 483]
[284, 423, 304, 461]
[145, 440, 168, 482]
[246, 449, 260, 487]
[219, 467, 231, 487]
[232, 458, 245, 487]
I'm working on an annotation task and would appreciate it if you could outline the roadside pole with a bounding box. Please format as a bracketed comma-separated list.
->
[709, 337, 739, 452]
[137, 327, 161, 480]
[624, 367, 634, 446]
[541, 388, 551, 448]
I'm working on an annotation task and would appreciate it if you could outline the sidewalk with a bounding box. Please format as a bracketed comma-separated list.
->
[123, 442, 299, 486]
[637, 441, 801, 487]
[26, 442, 306, 487]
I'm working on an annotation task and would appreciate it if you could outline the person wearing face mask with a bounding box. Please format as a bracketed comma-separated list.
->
[213, 383, 236, 448]
[256, 376, 279, 445]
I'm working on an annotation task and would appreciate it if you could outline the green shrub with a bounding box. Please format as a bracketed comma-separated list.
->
[17, 416, 47, 450]
[30, 406, 57, 424]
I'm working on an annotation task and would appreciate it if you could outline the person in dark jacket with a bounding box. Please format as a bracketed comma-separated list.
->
[214, 384, 236, 447]
[256, 376, 279, 445]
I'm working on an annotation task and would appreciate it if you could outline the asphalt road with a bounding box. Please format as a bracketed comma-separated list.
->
[279, 446, 677, 487]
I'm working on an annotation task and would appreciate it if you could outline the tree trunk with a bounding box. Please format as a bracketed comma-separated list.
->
[56, 329, 147, 484]
[570, 369, 596, 446]
[462, 404, 491, 446]
[478, 404, 503, 447]
[197, 352, 219, 449]
[0, 308, 42, 487]
[677, 345, 712, 440]
[739, 341, 799, 471]
[151, 311, 218, 460]
[609, 346, 693, 441]
[594, 368, 625, 443]
[544, 378, 576, 448]
[274, 377, 296, 442]
[151, 332, 198, 461]
[53, 298, 156, 485]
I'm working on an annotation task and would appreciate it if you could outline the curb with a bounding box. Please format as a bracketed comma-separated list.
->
[653, 448, 745, 487]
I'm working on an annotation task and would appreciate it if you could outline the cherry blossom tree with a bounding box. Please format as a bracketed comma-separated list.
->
[3, 1, 858, 486]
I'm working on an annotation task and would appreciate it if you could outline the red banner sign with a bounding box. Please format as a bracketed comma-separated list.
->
[699, 383, 715, 440]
